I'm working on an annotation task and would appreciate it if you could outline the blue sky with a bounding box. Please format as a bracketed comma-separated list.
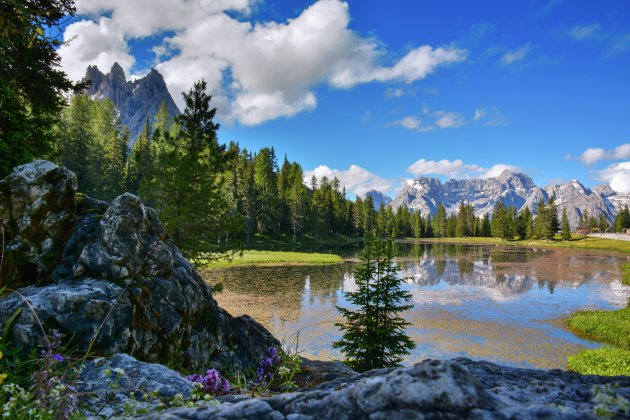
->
[59, 0, 630, 197]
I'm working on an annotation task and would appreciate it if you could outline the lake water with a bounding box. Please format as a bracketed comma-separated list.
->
[201, 242, 630, 369]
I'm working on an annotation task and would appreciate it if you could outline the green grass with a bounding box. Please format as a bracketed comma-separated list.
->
[622, 263, 630, 286]
[566, 306, 630, 351]
[411, 235, 630, 254]
[567, 348, 630, 376]
[566, 301, 630, 376]
[198, 250, 343, 268]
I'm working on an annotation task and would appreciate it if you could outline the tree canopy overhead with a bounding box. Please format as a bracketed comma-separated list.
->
[0, 0, 82, 177]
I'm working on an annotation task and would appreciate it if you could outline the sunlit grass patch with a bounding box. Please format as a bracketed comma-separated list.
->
[567, 348, 630, 376]
[198, 250, 343, 268]
[566, 306, 630, 351]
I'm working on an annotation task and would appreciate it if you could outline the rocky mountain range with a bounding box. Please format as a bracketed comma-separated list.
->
[84, 63, 180, 145]
[364, 189, 392, 209]
[388, 170, 630, 228]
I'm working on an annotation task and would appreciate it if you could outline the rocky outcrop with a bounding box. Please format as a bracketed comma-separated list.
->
[85, 63, 180, 145]
[545, 180, 615, 229]
[0, 161, 278, 371]
[126, 358, 630, 419]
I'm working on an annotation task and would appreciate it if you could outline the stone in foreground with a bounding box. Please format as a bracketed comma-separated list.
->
[129, 358, 630, 419]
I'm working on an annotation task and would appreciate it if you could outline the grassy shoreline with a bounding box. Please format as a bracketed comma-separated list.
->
[403, 235, 630, 255]
[198, 250, 344, 268]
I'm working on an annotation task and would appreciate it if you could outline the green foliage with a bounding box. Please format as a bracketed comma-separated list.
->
[57, 95, 127, 200]
[566, 305, 630, 350]
[334, 236, 415, 372]
[561, 208, 572, 241]
[621, 263, 630, 286]
[490, 201, 515, 241]
[567, 348, 630, 377]
[0, 0, 83, 177]
[198, 250, 342, 268]
[614, 205, 630, 233]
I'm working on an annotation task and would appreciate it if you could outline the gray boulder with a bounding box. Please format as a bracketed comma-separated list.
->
[132, 358, 630, 420]
[0, 160, 77, 284]
[78, 353, 193, 418]
[0, 161, 278, 371]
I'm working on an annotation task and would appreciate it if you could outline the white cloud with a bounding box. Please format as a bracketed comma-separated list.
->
[61, 0, 466, 125]
[385, 88, 405, 98]
[500, 44, 531, 66]
[393, 116, 427, 131]
[595, 161, 630, 193]
[407, 159, 467, 177]
[406, 159, 520, 179]
[569, 23, 601, 40]
[435, 112, 465, 128]
[392, 105, 467, 133]
[472, 106, 508, 126]
[479, 164, 521, 179]
[303, 164, 396, 196]
[58, 17, 135, 81]
[577, 143, 630, 165]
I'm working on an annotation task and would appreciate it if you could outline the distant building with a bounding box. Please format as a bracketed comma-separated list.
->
[575, 226, 591, 235]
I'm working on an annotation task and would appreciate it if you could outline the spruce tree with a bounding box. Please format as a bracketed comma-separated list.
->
[334, 236, 415, 372]
[561, 208, 571, 240]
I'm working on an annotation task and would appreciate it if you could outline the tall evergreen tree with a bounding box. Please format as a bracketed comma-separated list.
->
[561, 208, 571, 240]
[333, 237, 415, 372]
[0, 0, 83, 177]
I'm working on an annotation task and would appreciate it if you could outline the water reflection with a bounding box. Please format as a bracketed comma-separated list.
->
[202, 242, 630, 369]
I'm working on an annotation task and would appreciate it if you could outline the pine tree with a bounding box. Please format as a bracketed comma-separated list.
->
[561, 208, 571, 240]
[547, 197, 559, 239]
[333, 236, 415, 372]
[0, 0, 83, 177]
[433, 203, 447, 237]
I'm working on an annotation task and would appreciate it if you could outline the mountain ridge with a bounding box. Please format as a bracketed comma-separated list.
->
[388, 170, 630, 228]
[84, 63, 180, 145]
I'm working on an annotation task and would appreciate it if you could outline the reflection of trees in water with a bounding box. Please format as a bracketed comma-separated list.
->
[396, 243, 625, 296]
[400, 255, 534, 295]
[202, 264, 351, 316]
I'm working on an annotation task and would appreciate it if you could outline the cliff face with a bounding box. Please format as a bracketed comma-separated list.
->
[84, 63, 180, 145]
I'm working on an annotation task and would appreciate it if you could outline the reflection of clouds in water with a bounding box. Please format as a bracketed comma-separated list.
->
[409, 284, 525, 305]
[399, 257, 534, 298]
[598, 279, 630, 307]
[341, 271, 357, 294]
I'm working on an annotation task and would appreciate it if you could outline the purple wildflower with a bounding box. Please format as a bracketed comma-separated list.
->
[52, 353, 63, 363]
[253, 347, 281, 387]
[185, 368, 230, 395]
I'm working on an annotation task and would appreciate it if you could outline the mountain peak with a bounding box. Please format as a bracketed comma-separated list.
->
[110, 62, 126, 82]
[83, 64, 180, 144]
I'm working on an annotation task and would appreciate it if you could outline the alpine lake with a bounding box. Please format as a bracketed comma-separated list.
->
[201, 241, 630, 369]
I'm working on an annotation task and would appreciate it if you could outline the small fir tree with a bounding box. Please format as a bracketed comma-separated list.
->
[561, 208, 571, 241]
[333, 236, 415, 372]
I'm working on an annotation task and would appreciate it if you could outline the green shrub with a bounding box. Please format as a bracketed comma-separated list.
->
[567, 348, 630, 376]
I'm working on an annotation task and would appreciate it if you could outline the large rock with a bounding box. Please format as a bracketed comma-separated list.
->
[0, 160, 77, 284]
[78, 353, 194, 418]
[0, 161, 278, 370]
[132, 358, 630, 420]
